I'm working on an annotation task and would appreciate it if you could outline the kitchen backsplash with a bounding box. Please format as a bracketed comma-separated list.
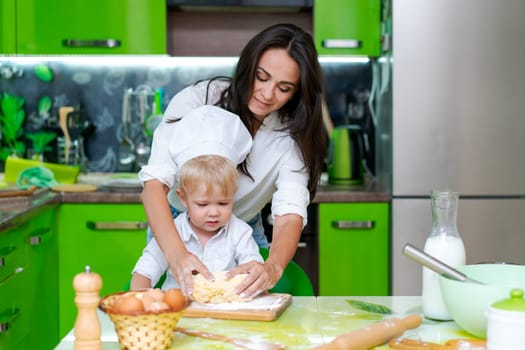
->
[0, 56, 377, 173]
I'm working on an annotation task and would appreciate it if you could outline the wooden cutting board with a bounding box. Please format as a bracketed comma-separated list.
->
[182, 293, 292, 321]
[51, 184, 98, 192]
[0, 185, 38, 198]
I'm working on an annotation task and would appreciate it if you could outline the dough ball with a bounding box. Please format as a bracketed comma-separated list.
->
[190, 271, 251, 304]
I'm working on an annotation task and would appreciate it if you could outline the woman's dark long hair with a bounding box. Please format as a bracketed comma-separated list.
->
[215, 23, 327, 200]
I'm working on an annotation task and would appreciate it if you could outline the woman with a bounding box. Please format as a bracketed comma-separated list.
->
[139, 23, 326, 298]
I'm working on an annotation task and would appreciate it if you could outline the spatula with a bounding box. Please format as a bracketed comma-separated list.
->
[59, 106, 74, 164]
[176, 327, 286, 350]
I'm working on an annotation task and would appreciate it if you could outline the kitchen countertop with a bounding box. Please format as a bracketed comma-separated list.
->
[314, 181, 390, 203]
[0, 172, 391, 228]
[54, 296, 478, 350]
[65, 172, 391, 204]
[0, 188, 60, 229]
[58, 183, 390, 204]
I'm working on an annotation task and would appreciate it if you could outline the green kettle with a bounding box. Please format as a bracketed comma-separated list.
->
[327, 125, 364, 185]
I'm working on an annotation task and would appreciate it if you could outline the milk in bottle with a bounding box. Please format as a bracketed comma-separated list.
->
[422, 190, 466, 321]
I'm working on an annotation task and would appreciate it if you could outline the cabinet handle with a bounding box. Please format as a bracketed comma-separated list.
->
[297, 242, 307, 248]
[27, 227, 51, 246]
[331, 220, 375, 229]
[0, 246, 16, 267]
[322, 39, 362, 49]
[86, 221, 148, 230]
[0, 308, 20, 333]
[62, 39, 122, 48]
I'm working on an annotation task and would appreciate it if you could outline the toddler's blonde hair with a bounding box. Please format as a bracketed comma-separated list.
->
[179, 155, 238, 196]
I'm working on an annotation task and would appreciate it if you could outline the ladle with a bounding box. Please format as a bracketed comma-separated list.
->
[118, 89, 135, 170]
[402, 243, 485, 285]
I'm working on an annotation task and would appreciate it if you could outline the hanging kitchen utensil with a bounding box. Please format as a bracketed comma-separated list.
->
[118, 89, 135, 171]
[66, 110, 82, 140]
[134, 90, 151, 169]
[66, 109, 87, 168]
[403, 243, 485, 285]
[145, 88, 164, 137]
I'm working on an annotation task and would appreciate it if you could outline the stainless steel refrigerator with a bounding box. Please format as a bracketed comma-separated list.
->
[392, 0, 525, 295]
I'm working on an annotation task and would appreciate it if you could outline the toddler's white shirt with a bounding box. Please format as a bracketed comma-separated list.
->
[132, 212, 263, 290]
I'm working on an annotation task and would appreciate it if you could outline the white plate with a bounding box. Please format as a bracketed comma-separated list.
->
[103, 178, 142, 192]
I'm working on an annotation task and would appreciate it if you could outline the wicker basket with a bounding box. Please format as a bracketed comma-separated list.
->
[99, 291, 186, 350]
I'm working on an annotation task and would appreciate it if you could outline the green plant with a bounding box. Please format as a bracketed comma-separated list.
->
[26, 131, 57, 156]
[0, 93, 26, 160]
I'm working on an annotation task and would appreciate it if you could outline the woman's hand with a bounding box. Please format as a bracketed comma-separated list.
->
[229, 213, 303, 298]
[228, 260, 283, 298]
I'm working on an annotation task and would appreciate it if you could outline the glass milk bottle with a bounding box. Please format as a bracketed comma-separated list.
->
[422, 190, 466, 320]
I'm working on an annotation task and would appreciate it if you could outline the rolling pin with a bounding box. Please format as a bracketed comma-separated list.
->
[314, 314, 422, 350]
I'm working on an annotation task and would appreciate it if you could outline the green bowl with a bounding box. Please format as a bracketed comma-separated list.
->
[439, 263, 525, 338]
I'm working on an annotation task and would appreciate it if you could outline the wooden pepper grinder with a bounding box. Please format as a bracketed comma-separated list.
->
[73, 265, 103, 350]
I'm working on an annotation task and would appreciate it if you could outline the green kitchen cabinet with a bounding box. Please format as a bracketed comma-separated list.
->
[0, 205, 58, 349]
[0, 220, 30, 349]
[25, 206, 59, 349]
[318, 202, 389, 296]
[57, 203, 148, 338]
[4, 0, 166, 54]
[0, 0, 16, 53]
[314, 0, 382, 57]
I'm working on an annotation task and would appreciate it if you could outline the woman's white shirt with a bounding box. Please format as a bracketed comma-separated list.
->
[138, 80, 310, 226]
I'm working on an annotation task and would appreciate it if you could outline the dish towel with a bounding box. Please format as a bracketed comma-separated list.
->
[17, 166, 58, 189]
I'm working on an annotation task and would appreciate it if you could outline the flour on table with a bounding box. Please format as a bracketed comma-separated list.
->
[189, 293, 288, 311]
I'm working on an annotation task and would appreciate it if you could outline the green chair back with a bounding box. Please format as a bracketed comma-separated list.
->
[259, 248, 314, 296]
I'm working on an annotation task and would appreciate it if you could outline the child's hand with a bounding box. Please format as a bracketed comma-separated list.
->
[169, 251, 213, 296]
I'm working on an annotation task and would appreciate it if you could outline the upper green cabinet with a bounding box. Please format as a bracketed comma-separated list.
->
[3, 0, 166, 54]
[0, 0, 16, 53]
[314, 0, 382, 57]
